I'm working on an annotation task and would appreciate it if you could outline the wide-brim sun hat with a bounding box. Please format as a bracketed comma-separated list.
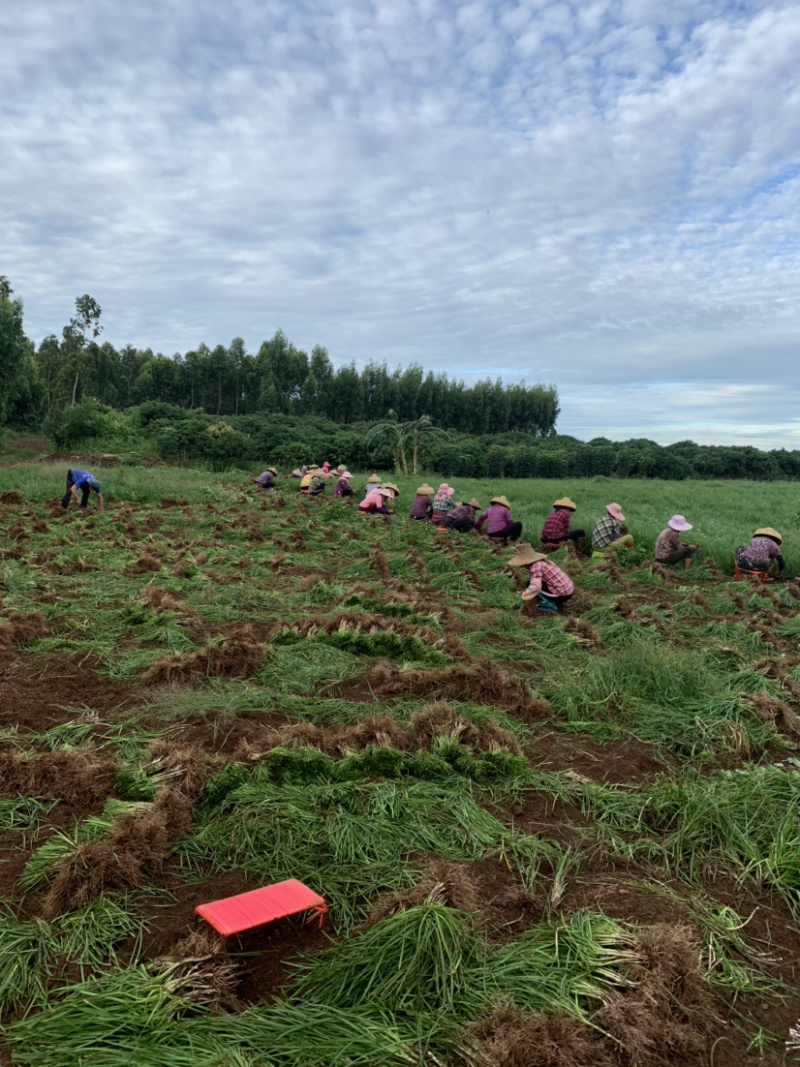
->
[266, 467, 278, 475]
[367, 474, 381, 484]
[415, 484, 435, 496]
[341, 471, 353, 480]
[437, 483, 455, 496]
[382, 482, 400, 495]
[605, 503, 625, 522]
[336, 464, 347, 472]
[553, 497, 577, 510]
[291, 469, 302, 477]
[508, 542, 546, 567]
[755, 527, 782, 543]
[379, 487, 393, 497]
[468, 498, 480, 508]
[490, 495, 511, 507]
[668, 514, 693, 532]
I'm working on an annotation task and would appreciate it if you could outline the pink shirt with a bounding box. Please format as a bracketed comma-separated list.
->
[359, 489, 385, 511]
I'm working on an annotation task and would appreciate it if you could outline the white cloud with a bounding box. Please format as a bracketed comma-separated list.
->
[1, 0, 800, 443]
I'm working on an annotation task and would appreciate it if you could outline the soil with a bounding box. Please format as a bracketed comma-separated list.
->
[0, 651, 139, 732]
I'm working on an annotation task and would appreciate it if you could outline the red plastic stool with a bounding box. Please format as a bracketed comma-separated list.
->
[195, 879, 327, 936]
[733, 556, 775, 583]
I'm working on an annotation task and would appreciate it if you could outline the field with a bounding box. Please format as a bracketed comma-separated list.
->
[2, 461, 800, 1067]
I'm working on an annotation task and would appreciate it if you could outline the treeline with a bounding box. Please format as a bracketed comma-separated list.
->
[0, 283, 559, 437]
[51, 400, 800, 482]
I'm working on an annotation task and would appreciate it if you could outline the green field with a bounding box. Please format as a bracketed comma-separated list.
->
[1, 462, 800, 1066]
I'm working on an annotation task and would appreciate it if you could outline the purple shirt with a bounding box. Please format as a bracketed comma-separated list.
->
[476, 504, 512, 534]
[255, 470, 274, 486]
[410, 494, 433, 519]
[743, 536, 781, 564]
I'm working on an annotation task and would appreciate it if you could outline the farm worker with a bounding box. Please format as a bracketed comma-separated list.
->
[61, 469, 103, 511]
[442, 498, 481, 533]
[475, 495, 522, 545]
[300, 464, 319, 491]
[736, 528, 784, 576]
[254, 467, 278, 489]
[541, 498, 586, 555]
[409, 484, 435, 520]
[289, 468, 302, 479]
[322, 461, 331, 473]
[509, 542, 574, 613]
[300, 464, 308, 476]
[591, 503, 633, 555]
[381, 483, 400, 513]
[363, 473, 382, 498]
[307, 472, 326, 497]
[654, 515, 698, 569]
[333, 471, 354, 498]
[431, 483, 456, 525]
[359, 487, 393, 515]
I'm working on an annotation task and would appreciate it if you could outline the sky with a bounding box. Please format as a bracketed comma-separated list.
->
[2, 0, 800, 446]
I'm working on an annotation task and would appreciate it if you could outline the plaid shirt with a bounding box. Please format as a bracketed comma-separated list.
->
[526, 560, 574, 597]
[541, 508, 571, 542]
[446, 504, 476, 526]
[591, 514, 619, 549]
[476, 504, 513, 534]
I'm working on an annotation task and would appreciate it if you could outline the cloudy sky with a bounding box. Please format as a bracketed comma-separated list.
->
[2, 0, 799, 445]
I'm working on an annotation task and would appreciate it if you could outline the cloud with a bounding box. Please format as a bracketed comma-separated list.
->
[2, 0, 799, 444]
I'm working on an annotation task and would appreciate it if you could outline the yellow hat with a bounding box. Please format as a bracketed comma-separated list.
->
[553, 497, 577, 510]
[508, 542, 546, 567]
[490, 495, 511, 507]
[415, 484, 435, 496]
[755, 527, 782, 544]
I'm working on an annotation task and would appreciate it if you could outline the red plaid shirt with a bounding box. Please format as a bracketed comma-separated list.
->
[526, 560, 574, 597]
[541, 508, 571, 542]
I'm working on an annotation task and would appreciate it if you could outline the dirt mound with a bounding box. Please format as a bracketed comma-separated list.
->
[468, 926, 713, 1067]
[365, 858, 479, 927]
[749, 691, 800, 742]
[468, 1004, 612, 1066]
[153, 929, 240, 1008]
[273, 610, 443, 648]
[235, 701, 521, 761]
[159, 498, 189, 508]
[142, 633, 265, 686]
[146, 739, 221, 795]
[354, 659, 550, 722]
[0, 489, 24, 505]
[0, 611, 48, 650]
[43, 788, 193, 917]
[563, 618, 603, 650]
[0, 747, 117, 802]
[129, 551, 163, 574]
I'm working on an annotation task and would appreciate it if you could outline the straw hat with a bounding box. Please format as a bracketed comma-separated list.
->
[308, 463, 319, 470]
[381, 482, 400, 496]
[437, 483, 455, 496]
[668, 514, 693, 531]
[553, 497, 577, 510]
[415, 484, 435, 496]
[291, 468, 302, 477]
[336, 464, 347, 473]
[755, 527, 782, 543]
[490, 495, 510, 507]
[605, 502, 625, 522]
[367, 474, 381, 484]
[468, 498, 480, 508]
[508, 542, 546, 567]
[266, 467, 278, 475]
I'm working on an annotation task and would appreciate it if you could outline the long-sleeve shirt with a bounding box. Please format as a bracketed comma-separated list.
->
[591, 515, 619, 549]
[541, 508, 571, 543]
[476, 504, 513, 534]
[445, 504, 476, 528]
[409, 494, 433, 519]
[743, 536, 782, 565]
[359, 489, 386, 512]
[255, 470, 274, 487]
[333, 477, 350, 497]
[654, 528, 683, 560]
[525, 560, 574, 598]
